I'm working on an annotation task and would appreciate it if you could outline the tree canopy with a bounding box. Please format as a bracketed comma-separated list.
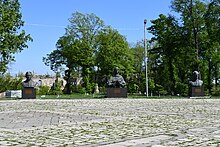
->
[148, 0, 220, 95]
[44, 1, 220, 96]
[43, 12, 132, 93]
[0, 0, 32, 74]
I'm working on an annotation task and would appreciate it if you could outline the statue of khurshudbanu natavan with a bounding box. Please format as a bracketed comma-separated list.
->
[22, 71, 36, 88]
[107, 67, 126, 88]
[189, 71, 203, 87]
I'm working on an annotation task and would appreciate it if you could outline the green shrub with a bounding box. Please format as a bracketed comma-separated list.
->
[155, 84, 168, 96]
[37, 86, 50, 95]
[175, 82, 188, 96]
[79, 88, 86, 94]
[212, 86, 220, 96]
[0, 75, 22, 92]
[127, 83, 139, 93]
[49, 79, 63, 95]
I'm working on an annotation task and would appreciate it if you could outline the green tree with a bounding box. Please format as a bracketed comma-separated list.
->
[43, 12, 105, 93]
[204, 0, 220, 93]
[147, 0, 218, 95]
[129, 42, 145, 93]
[0, 0, 32, 74]
[95, 27, 134, 84]
[171, 0, 208, 70]
[205, 0, 220, 43]
[148, 14, 183, 95]
[129, 41, 158, 94]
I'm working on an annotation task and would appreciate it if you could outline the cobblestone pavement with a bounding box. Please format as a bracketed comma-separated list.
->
[1, 99, 220, 146]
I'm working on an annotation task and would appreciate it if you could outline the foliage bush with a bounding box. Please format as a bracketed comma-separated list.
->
[70, 85, 87, 94]
[175, 82, 188, 96]
[98, 86, 106, 94]
[155, 84, 168, 96]
[79, 88, 86, 94]
[49, 80, 63, 95]
[212, 86, 220, 96]
[0, 75, 23, 92]
[37, 86, 50, 95]
[127, 83, 139, 93]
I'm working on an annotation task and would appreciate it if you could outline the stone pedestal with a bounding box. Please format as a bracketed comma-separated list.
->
[5, 90, 22, 98]
[22, 88, 36, 99]
[189, 87, 204, 97]
[107, 88, 127, 98]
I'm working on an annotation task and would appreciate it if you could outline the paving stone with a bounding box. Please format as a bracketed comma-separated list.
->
[0, 99, 220, 146]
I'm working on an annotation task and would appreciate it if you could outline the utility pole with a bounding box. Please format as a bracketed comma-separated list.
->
[144, 19, 148, 97]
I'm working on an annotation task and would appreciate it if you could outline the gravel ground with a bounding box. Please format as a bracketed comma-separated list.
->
[0, 98, 220, 146]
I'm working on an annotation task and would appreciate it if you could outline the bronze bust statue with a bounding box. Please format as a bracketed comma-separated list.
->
[107, 67, 126, 88]
[189, 71, 203, 87]
[22, 72, 36, 88]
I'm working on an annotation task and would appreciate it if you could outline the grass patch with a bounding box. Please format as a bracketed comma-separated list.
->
[0, 97, 17, 100]
[37, 93, 105, 99]
[128, 95, 184, 99]
[1, 93, 219, 100]
[38, 94, 186, 99]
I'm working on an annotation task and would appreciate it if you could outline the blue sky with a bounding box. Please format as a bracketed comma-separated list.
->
[9, 0, 172, 76]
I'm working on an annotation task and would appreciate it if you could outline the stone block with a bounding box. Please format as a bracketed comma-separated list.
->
[107, 88, 127, 98]
[190, 87, 204, 97]
[5, 90, 22, 98]
[22, 88, 36, 99]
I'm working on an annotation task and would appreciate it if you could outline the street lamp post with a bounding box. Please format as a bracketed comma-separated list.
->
[144, 19, 148, 97]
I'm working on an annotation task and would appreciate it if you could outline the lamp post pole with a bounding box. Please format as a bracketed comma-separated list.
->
[144, 19, 148, 97]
